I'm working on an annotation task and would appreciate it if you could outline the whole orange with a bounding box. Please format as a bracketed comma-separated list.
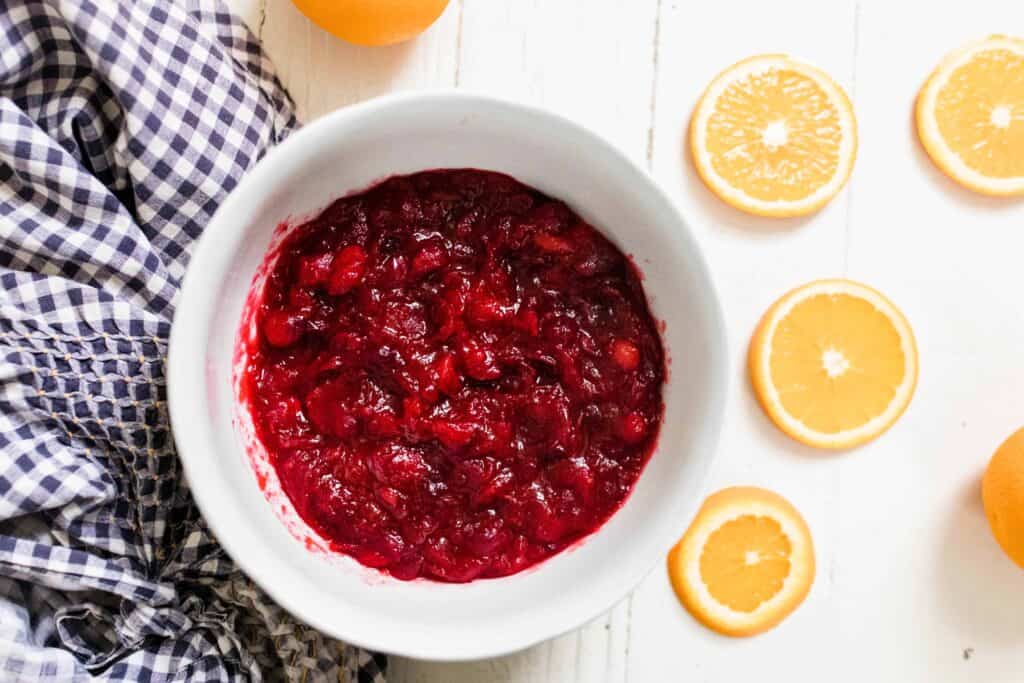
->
[982, 427, 1024, 569]
[291, 0, 450, 47]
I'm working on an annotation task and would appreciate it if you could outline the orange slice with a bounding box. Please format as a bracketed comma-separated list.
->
[749, 279, 918, 450]
[690, 55, 857, 217]
[916, 35, 1024, 196]
[668, 487, 815, 637]
[982, 427, 1024, 569]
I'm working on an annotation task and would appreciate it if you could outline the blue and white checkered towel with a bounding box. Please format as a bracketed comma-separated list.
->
[0, 2, 386, 680]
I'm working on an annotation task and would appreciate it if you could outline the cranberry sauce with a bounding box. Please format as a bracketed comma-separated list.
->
[242, 169, 665, 582]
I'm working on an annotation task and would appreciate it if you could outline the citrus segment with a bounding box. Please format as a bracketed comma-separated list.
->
[749, 279, 917, 449]
[982, 427, 1024, 569]
[668, 487, 815, 637]
[690, 55, 857, 216]
[700, 514, 792, 612]
[916, 35, 1024, 195]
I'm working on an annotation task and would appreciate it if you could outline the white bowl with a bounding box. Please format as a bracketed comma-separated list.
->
[168, 91, 727, 661]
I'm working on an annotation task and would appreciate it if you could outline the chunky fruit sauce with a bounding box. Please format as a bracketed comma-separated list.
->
[242, 169, 665, 582]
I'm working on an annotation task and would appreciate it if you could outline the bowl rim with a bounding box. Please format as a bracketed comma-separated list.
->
[167, 89, 728, 660]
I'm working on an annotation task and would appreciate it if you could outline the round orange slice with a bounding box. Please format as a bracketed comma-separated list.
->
[668, 486, 815, 637]
[690, 55, 858, 217]
[749, 279, 918, 450]
[916, 35, 1024, 196]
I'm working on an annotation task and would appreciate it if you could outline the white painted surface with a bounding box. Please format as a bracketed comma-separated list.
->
[225, 1, 1024, 680]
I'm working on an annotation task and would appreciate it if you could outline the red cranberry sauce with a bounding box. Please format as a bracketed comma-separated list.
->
[242, 169, 665, 582]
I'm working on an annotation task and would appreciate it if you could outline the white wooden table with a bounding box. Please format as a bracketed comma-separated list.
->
[227, 1, 1024, 680]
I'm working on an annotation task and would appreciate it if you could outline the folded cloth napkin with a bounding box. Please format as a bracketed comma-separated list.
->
[0, 1, 386, 680]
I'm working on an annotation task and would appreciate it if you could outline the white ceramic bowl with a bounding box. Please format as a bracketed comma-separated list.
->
[168, 91, 726, 661]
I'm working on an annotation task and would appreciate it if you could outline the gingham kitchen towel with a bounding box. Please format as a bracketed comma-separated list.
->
[0, 1, 387, 680]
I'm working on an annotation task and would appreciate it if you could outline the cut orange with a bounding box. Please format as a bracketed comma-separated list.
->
[749, 279, 918, 450]
[668, 487, 815, 637]
[982, 427, 1024, 569]
[690, 55, 857, 217]
[916, 35, 1024, 196]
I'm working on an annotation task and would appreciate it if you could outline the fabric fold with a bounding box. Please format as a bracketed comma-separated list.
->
[0, 1, 385, 680]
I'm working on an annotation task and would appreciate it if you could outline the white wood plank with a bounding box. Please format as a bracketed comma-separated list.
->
[630, 0, 858, 680]
[838, 1, 1024, 680]
[456, 0, 660, 167]
[258, 0, 462, 121]
[389, 605, 634, 683]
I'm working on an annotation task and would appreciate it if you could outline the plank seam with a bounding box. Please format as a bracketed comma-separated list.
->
[454, 0, 466, 87]
[645, 0, 665, 168]
[842, 0, 862, 275]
